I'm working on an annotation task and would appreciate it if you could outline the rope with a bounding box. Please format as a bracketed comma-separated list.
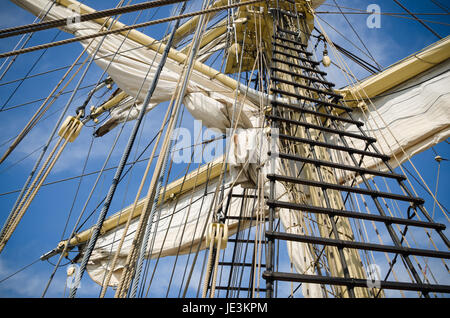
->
[331, 0, 382, 70]
[0, 115, 81, 253]
[113, 56, 180, 298]
[0, 24, 173, 89]
[0, 30, 62, 112]
[0, 0, 189, 39]
[253, 8, 266, 297]
[129, 4, 189, 297]
[41, 128, 95, 298]
[316, 11, 450, 16]
[202, 227, 216, 298]
[0, 0, 264, 59]
[114, 0, 216, 297]
[49, 94, 145, 296]
[392, 0, 443, 40]
[209, 226, 223, 298]
[0, 258, 41, 285]
[50, 0, 159, 297]
[430, 0, 450, 13]
[0, 0, 131, 253]
[179, 151, 254, 298]
[68, 28, 166, 299]
[94, 8, 174, 297]
[0, 0, 56, 81]
[198, 2, 265, 297]
[0, 83, 98, 113]
[43, 4, 163, 296]
[0, 135, 224, 198]
[174, 164, 215, 298]
[98, 23, 178, 296]
[161, 136, 206, 297]
[0, 46, 90, 165]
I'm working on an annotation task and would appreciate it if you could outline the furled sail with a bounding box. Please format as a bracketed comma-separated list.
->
[239, 37, 450, 185]
[11, 0, 256, 135]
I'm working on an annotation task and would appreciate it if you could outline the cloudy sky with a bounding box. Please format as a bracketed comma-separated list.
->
[0, 0, 448, 298]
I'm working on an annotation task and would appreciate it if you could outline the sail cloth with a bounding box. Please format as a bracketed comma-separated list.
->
[14, 0, 324, 297]
[334, 59, 450, 184]
[83, 175, 322, 297]
[11, 0, 256, 135]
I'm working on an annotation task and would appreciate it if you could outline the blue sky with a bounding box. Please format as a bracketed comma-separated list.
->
[0, 0, 448, 298]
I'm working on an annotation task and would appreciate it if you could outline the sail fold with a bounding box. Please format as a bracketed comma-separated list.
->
[335, 59, 450, 183]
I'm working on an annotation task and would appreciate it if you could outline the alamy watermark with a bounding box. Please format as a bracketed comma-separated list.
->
[67, 4, 81, 27]
[365, 263, 382, 289]
[367, 4, 381, 29]
[66, 264, 81, 290]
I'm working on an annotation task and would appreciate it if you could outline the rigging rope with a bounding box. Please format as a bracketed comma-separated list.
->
[0, 30, 62, 112]
[312, 6, 450, 224]
[41, 128, 95, 298]
[429, 0, 450, 14]
[159, 132, 207, 297]
[5, 0, 157, 297]
[0, 1, 133, 255]
[171, 162, 215, 298]
[115, 0, 214, 297]
[43, 95, 161, 296]
[432, 154, 447, 219]
[392, 0, 443, 40]
[0, 48, 90, 165]
[199, 5, 266, 297]
[331, 0, 382, 70]
[0, 0, 264, 60]
[0, 113, 82, 253]
[67, 0, 182, 297]
[0, 257, 41, 285]
[0, 19, 124, 248]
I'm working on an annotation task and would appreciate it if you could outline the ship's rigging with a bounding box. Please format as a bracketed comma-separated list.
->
[0, 0, 449, 298]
